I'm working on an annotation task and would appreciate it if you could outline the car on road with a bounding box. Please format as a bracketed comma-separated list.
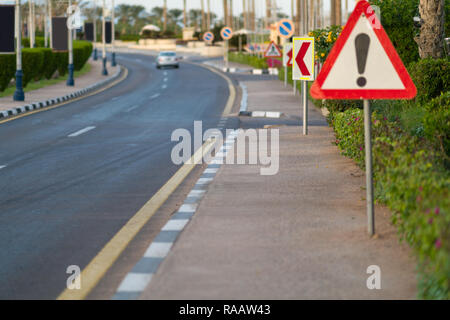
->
[156, 51, 180, 69]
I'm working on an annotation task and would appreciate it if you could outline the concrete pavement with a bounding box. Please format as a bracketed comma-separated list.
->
[138, 78, 417, 299]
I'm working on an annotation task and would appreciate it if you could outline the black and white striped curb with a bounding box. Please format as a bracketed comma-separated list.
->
[239, 110, 283, 118]
[237, 82, 283, 118]
[222, 67, 279, 75]
[112, 129, 239, 300]
[202, 61, 278, 75]
[0, 65, 123, 120]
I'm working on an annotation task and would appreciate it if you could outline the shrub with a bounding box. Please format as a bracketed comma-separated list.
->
[119, 34, 140, 42]
[0, 54, 15, 91]
[330, 107, 450, 299]
[408, 58, 450, 104]
[370, 0, 420, 66]
[308, 25, 343, 64]
[38, 48, 57, 80]
[423, 92, 450, 160]
[54, 51, 69, 76]
[228, 52, 268, 69]
[22, 36, 46, 48]
[21, 48, 44, 87]
[73, 40, 93, 71]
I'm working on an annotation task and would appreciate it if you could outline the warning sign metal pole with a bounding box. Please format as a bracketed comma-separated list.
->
[284, 66, 287, 87]
[293, 80, 296, 95]
[302, 81, 308, 135]
[364, 99, 375, 236]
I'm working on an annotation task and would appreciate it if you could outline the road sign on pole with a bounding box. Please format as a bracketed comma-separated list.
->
[264, 41, 282, 58]
[292, 37, 315, 136]
[203, 31, 214, 43]
[283, 43, 293, 87]
[283, 43, 293, 67]
[292, 37, 315, 81]
[277, 19, 294, 39]
[310, 1, 416, 100]
[220, 26, 233, 40]
[310, 1, 417, 236]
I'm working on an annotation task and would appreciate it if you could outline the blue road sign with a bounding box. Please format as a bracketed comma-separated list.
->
[220, 27, 233, 40]
[277, 19, 294, 39]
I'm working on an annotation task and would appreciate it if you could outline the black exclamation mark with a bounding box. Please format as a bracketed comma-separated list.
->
[355, 33, 370, 87]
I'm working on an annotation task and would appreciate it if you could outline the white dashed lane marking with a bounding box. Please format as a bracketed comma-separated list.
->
[0, 165, 7, 170]
[67, 126, 96, 137]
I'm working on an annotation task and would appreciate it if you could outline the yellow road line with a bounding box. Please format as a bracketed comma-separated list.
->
[0, 67, 128, 125]
[57, 138, 216, 300]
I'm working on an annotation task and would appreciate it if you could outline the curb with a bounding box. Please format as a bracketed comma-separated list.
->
[238, 110, 283, 118]
[0, 65, 124, 121]
[221, 67, 279, 75]
[113, 130, 240, 300]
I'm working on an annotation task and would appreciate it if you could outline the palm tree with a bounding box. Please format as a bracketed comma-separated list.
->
[223, 0, 228, 26]
[415, 0, 445, 58]
[207, 0, 211, 30]
[183, 0, 187, 26]
[201, 0, 206, 31]
[335, 0, 341, 25]
[163, 0, 167, 32]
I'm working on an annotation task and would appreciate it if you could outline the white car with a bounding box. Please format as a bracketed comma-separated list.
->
[156, 51, 180, 69]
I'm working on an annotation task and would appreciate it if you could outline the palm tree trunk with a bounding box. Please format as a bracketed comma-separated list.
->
[223, 0, 228, 26]
[163, 0, 167, 32]
[229, 0, 233, 29]
[296, 0, 301, 35]
[201, 0, 206, 31]
[207, 0, 211, 30]
[330, 0, 335, 25]
[417, 0, 445, 58]
[183, 0, 187, 27]
[335, 0, 341, 26]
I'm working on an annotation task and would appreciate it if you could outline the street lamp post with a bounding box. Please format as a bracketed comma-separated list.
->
[44, 0, 48, 47]
[67, 0, 75, 86]
[111, 0, 116, 66]
[49, 0, 53, 48]
[101, 0, 108, 75]
[14, 0, 24, 101]
[93, 0, 98, 60]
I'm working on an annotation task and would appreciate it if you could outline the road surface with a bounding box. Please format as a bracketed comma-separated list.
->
[0, 53, 231, 299]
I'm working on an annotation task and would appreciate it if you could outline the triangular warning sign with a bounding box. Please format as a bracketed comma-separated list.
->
[310, 1, 416, 100]
[264, 41, 282, 58]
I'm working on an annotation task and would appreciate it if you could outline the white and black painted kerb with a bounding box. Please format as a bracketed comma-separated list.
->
[0, 66, 123, 120]
[113, 127, 239, 300]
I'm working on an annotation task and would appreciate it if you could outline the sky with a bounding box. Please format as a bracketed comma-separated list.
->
[113, 0, 358, 20]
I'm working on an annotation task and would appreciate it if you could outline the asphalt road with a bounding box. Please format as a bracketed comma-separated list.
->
[0, 53, 231, 299]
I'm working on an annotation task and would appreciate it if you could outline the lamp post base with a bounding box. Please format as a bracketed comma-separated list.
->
[102, 57, 108, 76]
[67, 64, 75, 86]
[13, 70, 25, 101]
[111, 52, 116, 66]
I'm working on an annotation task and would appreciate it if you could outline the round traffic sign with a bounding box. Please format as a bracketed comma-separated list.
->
[203, 31, 214, 43]
[277, 19, 294, 39]
[220, 27, 233, 40]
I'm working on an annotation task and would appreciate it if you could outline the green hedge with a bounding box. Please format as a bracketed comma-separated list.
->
[331, 108, 450, 299]
[21, 48, 44, 86]
[0, 54, 16, 91]
[0, 41, 93, 92]
[408, 58, 450, 104]
[73, 41, 93, 71]
[228, 52, 268, 69]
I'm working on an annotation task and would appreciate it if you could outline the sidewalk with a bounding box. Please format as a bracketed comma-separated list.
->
[0, 58, 120, 113]
[138, 79, 417, 299]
